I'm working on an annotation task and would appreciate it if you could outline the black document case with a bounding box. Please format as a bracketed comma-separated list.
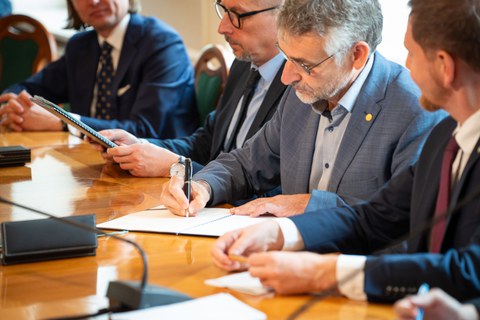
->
[1, 214, 98, 265]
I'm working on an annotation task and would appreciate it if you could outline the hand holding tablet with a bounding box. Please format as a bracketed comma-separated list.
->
[30, 96, 118, 149]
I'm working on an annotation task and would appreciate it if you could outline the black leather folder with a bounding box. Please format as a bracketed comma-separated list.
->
[1, 214, 98, 265]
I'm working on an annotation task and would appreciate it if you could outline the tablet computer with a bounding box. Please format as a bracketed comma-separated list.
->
[31, 95, 118, 149]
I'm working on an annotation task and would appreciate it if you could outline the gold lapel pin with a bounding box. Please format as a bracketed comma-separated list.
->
[365, 113, 373, 122]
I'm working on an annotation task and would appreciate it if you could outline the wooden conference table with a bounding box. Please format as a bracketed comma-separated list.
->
[0, 131, 395, 319]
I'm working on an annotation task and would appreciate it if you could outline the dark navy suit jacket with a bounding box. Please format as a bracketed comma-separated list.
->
[148, 59, 287, 173]
[6, 14, 198, 139]
[290, 117, 480, 303]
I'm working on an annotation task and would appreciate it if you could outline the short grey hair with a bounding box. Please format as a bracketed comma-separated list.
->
[278, 0, 383, 57]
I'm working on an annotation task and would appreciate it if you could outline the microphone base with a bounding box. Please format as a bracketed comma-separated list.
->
[107, 280, 192, 310]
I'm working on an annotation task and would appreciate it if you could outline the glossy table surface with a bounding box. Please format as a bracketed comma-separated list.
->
[0, 132, 395, 319]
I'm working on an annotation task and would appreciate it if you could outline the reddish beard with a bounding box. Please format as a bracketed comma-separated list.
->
[420, 96, 442, 112]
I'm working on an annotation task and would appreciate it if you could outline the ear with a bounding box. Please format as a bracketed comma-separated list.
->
[352, 41, 371, 70]
[435, 50, 455, 88]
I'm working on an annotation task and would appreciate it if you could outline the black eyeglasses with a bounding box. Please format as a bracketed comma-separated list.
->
[275, 43, 337, 75]
[215, 1, 279, 29]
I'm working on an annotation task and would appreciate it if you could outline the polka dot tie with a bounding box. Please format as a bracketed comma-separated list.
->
[96, 41, 115, 120]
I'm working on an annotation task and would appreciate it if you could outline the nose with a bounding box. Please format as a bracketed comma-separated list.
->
[281, 60, 302, 85]
[217, 14, 233, 35]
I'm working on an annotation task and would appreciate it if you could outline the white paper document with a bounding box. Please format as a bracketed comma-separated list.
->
[205, 271, 273, 296]
[97, 206, 273, 237]
[111, 293, 266, 320]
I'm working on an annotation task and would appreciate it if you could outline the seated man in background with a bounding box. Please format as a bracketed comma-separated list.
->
[394, 288, 480, 320]
[210, 0, 480, 304]
[160, 0, 445, 216]
[0, 0, 198, 139]
[95, 0, 287, 176]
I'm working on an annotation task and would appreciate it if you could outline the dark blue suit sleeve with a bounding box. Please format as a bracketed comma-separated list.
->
[365, 245, 480, 303]
[290, 166, 414, 254]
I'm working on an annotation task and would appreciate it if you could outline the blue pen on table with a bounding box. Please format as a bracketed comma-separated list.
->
[415, 283, 430, 320]
[184, 158, 192, 218]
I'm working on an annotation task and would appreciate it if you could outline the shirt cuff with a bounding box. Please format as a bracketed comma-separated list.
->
[276, 218, 304, 251]
[336, 254, 367, 301]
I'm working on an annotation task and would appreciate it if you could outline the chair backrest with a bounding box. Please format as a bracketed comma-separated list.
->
[0, 14, 57, 91]
[194, 44, 228, 125]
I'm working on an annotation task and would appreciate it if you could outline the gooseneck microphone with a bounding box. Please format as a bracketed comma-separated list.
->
[286, 182, 480, 320]
[0, 196, 191, 313]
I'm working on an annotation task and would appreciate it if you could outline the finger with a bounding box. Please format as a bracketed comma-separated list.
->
[161, 181, 188, 216]
[0, 93, 17, 104]
[169, 175, 189, 208]
[230, 202, 255, 216]
[211, 236, 240, 270]
[1, 112, 23, 126]
[98, 129, 115, 140]
[107, 145, 133, 157]
[227, 229, 260, 258]
[393, 299, 417, 320]
[101, 152, 114, 162]
[3, 98, 24, 113]
[212, 231, 248, 270]
[8, 122, 24, 132]
[17, 91, 35, 109]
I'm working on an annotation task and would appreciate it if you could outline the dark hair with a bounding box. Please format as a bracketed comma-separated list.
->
[65, 0, 141, 30]
[278, 0, 383, 56]
[408, 0, 480, 72]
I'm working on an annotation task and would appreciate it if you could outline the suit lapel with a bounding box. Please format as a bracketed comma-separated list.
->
[245, 61, 286, 140]
[438, 137, 480, 251]
[327, 54, 385, 192]
[450, 139, 480, 210]
[298, 108, 321, 193]
[74, 33, 100, 115]
[112, 15, 139, 97]
[211, 66, 250, 155]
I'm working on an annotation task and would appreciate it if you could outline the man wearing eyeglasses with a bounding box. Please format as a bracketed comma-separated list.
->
[160, 0, 446, 218]
[94, 0, 288, 179]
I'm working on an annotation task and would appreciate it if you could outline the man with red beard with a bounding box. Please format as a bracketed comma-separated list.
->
[160, 0, 445, 217]
[93, 0, 288, 177]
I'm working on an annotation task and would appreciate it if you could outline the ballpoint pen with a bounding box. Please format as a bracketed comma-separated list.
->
[184, 158, 192, 218]
[415, 283, 430, 320]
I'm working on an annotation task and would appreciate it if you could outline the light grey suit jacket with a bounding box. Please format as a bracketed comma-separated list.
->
[194, 53, 447, 209]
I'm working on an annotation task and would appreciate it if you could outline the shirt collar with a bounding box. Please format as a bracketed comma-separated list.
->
[251, 53, 284, 85]
[453, 108, 480, 155]
[97, 13, 130, 51]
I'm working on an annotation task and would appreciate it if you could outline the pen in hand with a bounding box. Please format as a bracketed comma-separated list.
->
[183, 158, 192, 218]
